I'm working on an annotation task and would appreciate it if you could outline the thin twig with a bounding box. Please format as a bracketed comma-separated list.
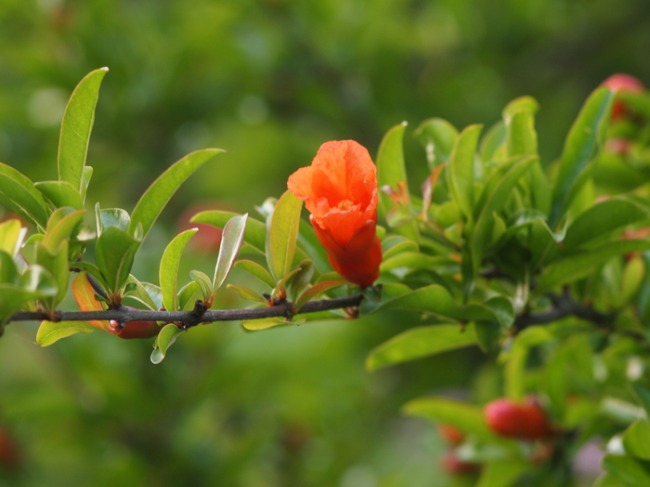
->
[7, 294, 365, 328]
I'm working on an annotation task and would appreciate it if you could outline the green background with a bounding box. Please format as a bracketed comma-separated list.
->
[0, 0, 648, 485]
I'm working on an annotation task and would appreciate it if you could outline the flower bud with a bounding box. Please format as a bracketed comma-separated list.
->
[601, 73, 644, 120]
[484, 397, 552, 441]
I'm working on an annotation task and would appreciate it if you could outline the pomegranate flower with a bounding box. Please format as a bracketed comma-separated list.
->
[288, 140, 382, 287]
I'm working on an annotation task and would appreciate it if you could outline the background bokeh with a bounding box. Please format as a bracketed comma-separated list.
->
[0, 0, 649, 485]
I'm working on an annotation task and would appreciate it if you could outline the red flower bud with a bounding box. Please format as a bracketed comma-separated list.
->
[438, 424, 465, 446]
[108, 319, 161, 339]
[288, 140, 382, 286]
[0, 428, 22, 472]
[601, 73, 644, 120]
[484, 397, 552, 441]
[440, 451, 480, 475]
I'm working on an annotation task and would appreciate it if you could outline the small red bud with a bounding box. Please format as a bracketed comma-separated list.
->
[601, 73, 644, 120]
[438, 424, 465, 446]
[484, 397, 552, 441]
[440, 451, 480, 475]
[108, 306, 162, 339]
[0, 428, 22, 471]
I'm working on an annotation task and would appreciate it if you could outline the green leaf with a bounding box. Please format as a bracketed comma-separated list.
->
[295, 279, 347, 310]
[129, 148, 222, 241]
[414, 118, 458, 168]
[377, 284, 459, 319]
[0, 266, 58, 325]
[623, 420, 650, 461]
[447, 124, 482, 223]
[402, 396, 494, 440]
[189, 270, 213, 302]
[213, 214, 247, 292]
[504, 327, 554, 400]
[603, 454, 650, 487]
[366, 323, 476, 370]
[160, 229, 198, 312]
[227, 284, 268, 305]
[192, 210, 266, 253]
[631, 383, 650, 418]
[549, 87, 615, 227]
[377, 121, 409, 221]
[242, 317, 292, 331]
[177, 281, 202, 310]
[96, 206, 131, 234]
[470, 156, 537, 271]
[477, 460, 530, 487]
[479, 121, 506, 162]
[35, 181, 83, 209]
[463, 297, 515, 328]
[42, 208, 85, 253]
[150, 323, 182, 364]
[95, 226, 141, 294]
[36, 320, 96, 346]
[503, 96, 540, 119]
[0, 251, 18, 283]
[537, 239, 650, 294]
[0, 162, 50, 229]
[562, 197, 650, 251]
[0, 219, 26, 256]
[267, 191, 302, 280]
[35, 240, 69, 306]
[234, 260, 275, 288]
[57, 67, 108, 192]
[503, 98, 551, 214]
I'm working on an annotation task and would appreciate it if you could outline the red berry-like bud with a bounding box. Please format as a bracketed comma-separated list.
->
[605, 138, 632, 156]
[484, 397, 552, 441]
[440, 451, 480, 475]
[438, 424, 465, 446]
[601, 73, 644, 120]
[0, 428, 22, 471]
[109, 319, 161, 339]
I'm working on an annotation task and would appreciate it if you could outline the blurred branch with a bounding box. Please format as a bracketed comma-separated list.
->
[7, 294, 364, 328]
[513, 288, 615, 334]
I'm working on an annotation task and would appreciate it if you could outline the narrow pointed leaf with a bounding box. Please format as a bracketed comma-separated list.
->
[129, 148, 222, 241]
[234, 260, 275, 288]
[366, 323, 476, 371]
[0, 219, 25, 256]
[0, 163, 50, 229]
[192, 210, 266, 253]
[377, 284, 459, 321]
[471, 156, 536, 270]
[537, 239, 650, 294]
[549, 87, 614, 226]
[160, 229, 198, 312]
[35, 181, 83, 209]
[563, 197, 650, 251]
[36, 320, 96, 346]
[95, 226, 141, 294]
[447, 124, 481, 222]
[71, 272, 107, 329]
[295, 279, 347, 310]
[213, 214, 247, 291]
[414, 117, 458, 167]
[58, 67, 109, 191]
[402, 396, 494, 440]
[377, 121, 408, 220]
[267, 191, 302, 280]
[151, 323, 182, 364]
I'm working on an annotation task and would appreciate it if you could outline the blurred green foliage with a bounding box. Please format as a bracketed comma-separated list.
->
[0, 0, 649, 485]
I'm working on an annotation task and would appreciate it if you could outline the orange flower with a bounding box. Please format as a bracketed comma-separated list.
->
[288, 140, 382, 286]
